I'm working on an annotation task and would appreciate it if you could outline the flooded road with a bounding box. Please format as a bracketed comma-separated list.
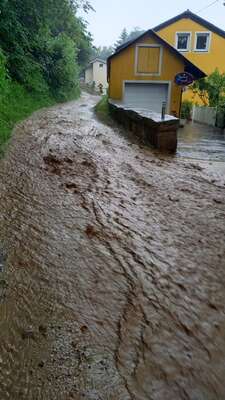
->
[178, 122, 225, 162]
[0, 92, 225, 400]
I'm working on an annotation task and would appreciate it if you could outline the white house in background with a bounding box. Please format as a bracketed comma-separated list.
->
[84, 58, 108, 93]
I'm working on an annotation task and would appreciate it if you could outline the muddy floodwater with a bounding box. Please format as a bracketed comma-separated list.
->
[0, 93, 225, 400]
[178, 122, 225, 162]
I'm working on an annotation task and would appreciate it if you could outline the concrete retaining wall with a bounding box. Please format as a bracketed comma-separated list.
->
[109, 101, 179, 153]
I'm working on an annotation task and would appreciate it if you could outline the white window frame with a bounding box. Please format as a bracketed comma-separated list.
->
[122, 80, 172, 113]
[194, 31, 211, 52]
[135, 44, 163, 76]
[175, 32, 192, 52]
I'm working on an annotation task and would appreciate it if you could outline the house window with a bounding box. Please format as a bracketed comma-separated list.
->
[136, 45, 162, 75]
[176, 32, 191, 51]
[195, 32, 211, 52]
[99, 63, 104, 67]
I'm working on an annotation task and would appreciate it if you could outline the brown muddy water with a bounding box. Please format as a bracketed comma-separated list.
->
[0, 92, 225, 400]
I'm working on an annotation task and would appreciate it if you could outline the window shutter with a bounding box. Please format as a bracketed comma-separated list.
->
[137, 47, 160, 74]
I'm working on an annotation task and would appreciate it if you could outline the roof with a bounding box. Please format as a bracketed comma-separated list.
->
[113, 9, 225, 56]
[116, 39, 133, 52]
[107, 30, 206, 80]
[153, 9, 225, 40]
[89, 58, 106, 65]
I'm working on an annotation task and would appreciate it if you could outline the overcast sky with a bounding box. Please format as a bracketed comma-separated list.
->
[79, 0, 225, 47]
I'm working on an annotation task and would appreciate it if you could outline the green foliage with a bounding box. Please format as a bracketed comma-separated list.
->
[127, 27, 145, 41]
[0, 81, 54, 152]
[216, 104, 225, 128]
[0, 0, 93, 93]
[90, 27, 145, 64]
[114, 28, 129, 49]
[207, 70, 225, 106]
[91, 46, 114, 60]
[114, 27, 145, 49]
[191, 69, 225, 107]
[0, 0, 93, 150]
[45, 34, 80, 101]
[95, 96, 111, 125]
[0, 48, 9, 98]
[181, 100, 193, 119]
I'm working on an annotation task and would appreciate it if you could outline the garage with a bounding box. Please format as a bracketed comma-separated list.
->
[123, 82, 169, 112]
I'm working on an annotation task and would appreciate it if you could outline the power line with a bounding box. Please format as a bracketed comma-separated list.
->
[197, 0, 220, 13]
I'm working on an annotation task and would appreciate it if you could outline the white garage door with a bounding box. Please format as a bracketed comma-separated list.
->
[124, 82, 169, 112]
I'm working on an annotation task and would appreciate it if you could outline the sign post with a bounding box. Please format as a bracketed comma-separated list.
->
[161, 101, 167, 121]
[175, 72, 194, 120]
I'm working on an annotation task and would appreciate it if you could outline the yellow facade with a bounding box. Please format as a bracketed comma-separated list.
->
[108, 33, 186, 116]
[156, 17, 225, 102]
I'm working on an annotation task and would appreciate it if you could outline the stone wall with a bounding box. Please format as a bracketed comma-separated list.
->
[109, 102, 179, 153]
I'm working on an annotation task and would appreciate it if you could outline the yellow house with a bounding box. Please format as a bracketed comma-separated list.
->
[154, 9, 225, 101]
[107, 30, 205, 117]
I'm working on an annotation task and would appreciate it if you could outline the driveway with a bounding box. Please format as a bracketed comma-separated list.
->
[0, 92, 225, 400]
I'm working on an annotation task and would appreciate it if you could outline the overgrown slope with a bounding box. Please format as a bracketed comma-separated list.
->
[0, 0, 93, 151]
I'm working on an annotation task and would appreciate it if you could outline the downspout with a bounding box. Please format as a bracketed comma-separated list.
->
[107, 58, 111, 97]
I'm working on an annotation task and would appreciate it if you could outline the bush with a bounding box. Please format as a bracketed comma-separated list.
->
[0, 81, 54, 152]
[95, 95, 112, 124]
[0, 49, 9, 99]
[22, 60, 50, 95]
[191, 69, 225, 107]
[181, 100, 193, 120]
[0, 0, 93, 154]
[45, 34, 80, 102]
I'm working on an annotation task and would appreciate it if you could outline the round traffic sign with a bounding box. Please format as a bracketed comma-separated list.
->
[175, 72, 194, 86]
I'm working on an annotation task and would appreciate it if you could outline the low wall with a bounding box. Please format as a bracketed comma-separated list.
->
[192, 105, 217, 127]
[109, 101, 179, 152]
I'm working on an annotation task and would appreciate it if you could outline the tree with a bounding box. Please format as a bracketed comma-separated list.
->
[91, 45, 114, 60]
[0, 48, 9, 99]
[89, 26, 145, 65]
[71, 0, 94, 13]
[127, 27, 145, 41]
[0, 0, 93, 99]
[114, 28, 129, 49]
[114, 27, 145, 50]
[191, 69, 225, 107]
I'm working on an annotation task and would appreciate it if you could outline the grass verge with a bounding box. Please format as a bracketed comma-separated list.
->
[0, 82, 79, 156]
[95, 95, 113, 125]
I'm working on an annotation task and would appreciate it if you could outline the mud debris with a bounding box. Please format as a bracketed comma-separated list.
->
[38, 361, 45, 368]
[0, 245, 6, 272]
[85, 225, 98, 239]
[213, 197, 223, 204]
[0, 92, 225, 399]
[39, 325, 48, 337]
[80, 326, 89, 335]
[21, 328, 36, 341]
